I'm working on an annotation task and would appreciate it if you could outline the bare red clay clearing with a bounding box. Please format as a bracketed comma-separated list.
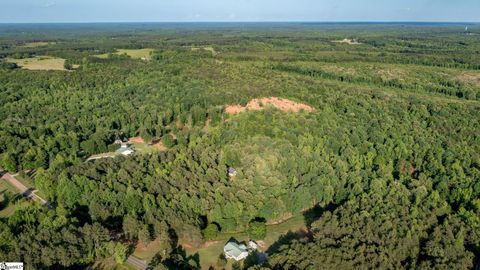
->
[225, 97, 315, 115]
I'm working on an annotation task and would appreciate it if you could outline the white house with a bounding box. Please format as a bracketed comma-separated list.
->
[224, 241, 249, 261]
[116, 142, 134, 156]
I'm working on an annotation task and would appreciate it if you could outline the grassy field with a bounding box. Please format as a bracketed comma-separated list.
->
[191, 46, 217, 55]
[130, 142, 161, 154]
[7, 56, 68, 71]
[21, 41, 53, 48]
[95, 48, 155, 60]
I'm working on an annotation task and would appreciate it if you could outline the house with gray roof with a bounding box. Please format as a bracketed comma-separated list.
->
[224, 241, 249, 261]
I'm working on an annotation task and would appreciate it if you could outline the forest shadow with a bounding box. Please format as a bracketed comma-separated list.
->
[150, 245, 200, 270]
[303, 202, 338, 229]
[266, 229, 313, 255]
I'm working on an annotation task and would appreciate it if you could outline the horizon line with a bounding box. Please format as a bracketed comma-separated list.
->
[0, 20, 479, 24]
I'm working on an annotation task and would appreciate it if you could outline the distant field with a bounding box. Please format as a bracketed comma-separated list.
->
[21, 41, 54, 48]
[7, 56, 70, 71]
[191, 46, 217, 55]
[95, 48, 154, 60]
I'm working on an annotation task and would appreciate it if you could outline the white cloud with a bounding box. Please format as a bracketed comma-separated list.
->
[43, 1, 56, 8]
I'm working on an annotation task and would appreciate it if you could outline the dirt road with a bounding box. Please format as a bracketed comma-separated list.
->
[126, 256, 148, 270]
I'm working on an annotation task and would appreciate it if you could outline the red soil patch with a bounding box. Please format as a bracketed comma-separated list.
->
[150, 139, 167, 151]
[128, 137, 145, 143]
[182, 242, 194, 250]
[129, 137, 167, 151]
[225, 97, 315, 115]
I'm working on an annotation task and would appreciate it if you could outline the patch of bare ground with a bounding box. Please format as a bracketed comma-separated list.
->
[150, 139, 167, 151]
[128, 137, 145, 144]
[129, 137, 167, 151]
[225, 97, 315, 115]
[457, 73, 480, 86]
[332, 38, 362, 45]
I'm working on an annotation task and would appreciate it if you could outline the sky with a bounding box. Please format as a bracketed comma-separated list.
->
[1, 0, 479, 23]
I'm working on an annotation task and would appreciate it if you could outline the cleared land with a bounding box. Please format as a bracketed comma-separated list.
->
[95, 48, 155, 60]
[6, 56, 72, 71]
[332, 38, 362, 45]
[22, 41, 53, 48]
[457, 73, 480, 86]
[225, 97, 315, 115]
[191, 46, 217, 55]
[128, 137, 167, 153]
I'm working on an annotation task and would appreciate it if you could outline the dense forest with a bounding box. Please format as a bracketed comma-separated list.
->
[0, 23, 479, 269]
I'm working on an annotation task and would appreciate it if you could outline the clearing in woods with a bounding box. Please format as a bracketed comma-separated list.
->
[128, 137, 167, 153]
[95, 48, 155, 60]
[457, 73, 480, 87]
[225, 97, 315, 115]
[6, 56, 75, 71]
[21, 41, 54, 48]
[191, 46, 217, 55]
[332, 38, 363, 45]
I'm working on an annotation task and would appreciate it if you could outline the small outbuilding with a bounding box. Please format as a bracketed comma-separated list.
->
[228, 167, 237, 177]
[248, 240, 258, 250]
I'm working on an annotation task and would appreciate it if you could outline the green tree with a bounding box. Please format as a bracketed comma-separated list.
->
[114, 242, 128, 264]
[202, 223, 220, 240]
[247, 220, 267, 240]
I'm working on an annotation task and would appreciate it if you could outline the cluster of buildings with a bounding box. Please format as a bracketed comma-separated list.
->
[223, 239, 258, 261]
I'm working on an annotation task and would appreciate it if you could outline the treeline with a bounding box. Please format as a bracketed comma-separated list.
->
[274, 64, 480, 100]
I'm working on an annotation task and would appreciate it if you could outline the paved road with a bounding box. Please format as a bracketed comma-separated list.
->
[126, 256, 148, 270]
[0, 169, 52, 209]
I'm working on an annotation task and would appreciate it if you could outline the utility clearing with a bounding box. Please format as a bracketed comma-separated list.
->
[225, 97, 315, 115]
